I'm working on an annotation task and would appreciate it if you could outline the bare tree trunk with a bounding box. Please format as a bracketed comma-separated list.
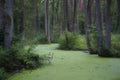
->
[104, 0, 112, 48]
[20, 0, 25, 45]
[87, 0, 93, 26]
[52, 0, 56, 27]
[63, 0, 71, 32]
[73, 0, 78, 33]
[0, 0, 5, 46]
[33, 7, 40, 32]
[4, 0, 14, 48]
[45, 0, 51, 43]
[83, 0, 92, 53]
[95, 0, 103, 55]
[80, 0, 83, 13]
[0, 0, 5, 30]
[117, 0, 120, 32]
[60, 0, 64, 33]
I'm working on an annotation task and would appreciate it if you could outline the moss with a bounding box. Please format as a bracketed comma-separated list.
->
[8, 44, 120, 80]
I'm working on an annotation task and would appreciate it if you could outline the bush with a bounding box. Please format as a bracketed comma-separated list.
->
[90, 34, 120, 57]
[33, 36, 48, 44]
[0, 68, 7, 80]
[0, 44, 46, 72]
[58, 32, 87, 50]
[111, 34, 120, 57]
[89, 34, 98, 54]
[0, 44, 26, 72]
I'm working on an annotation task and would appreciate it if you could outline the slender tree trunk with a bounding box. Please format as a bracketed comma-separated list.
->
[4, 0, 14, 48]
[63, 0, 71, 32]
[95, 0, 103, 55]
[0, 0, 5, 30]
[33, 7, 40, 32]
[87, 0, 93, 26]
[104, 0, 112, 48]
[36, 7, 40, 31]
[44, 0, 51, 43]
[52, 0, 56, 27]
[80, 0, 83, 13]
[117, 0, 120, 32]
[20, 0, 25, 45]
[60, 0, 64, 33]
[73, 0, 78, 32]
[83, 0, 92, 53]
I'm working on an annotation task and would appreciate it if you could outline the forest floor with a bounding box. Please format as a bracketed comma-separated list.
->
[8, 44, 120, 80]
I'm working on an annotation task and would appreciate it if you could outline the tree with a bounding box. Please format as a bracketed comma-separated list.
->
[0, 0, 5, 46]
[44, 0, 51, 43]
[0, 0, 5, 30]
[73, 0, 78, 32]
[87, 0, 93, 26]
[4, 0, 14, 48]
[83, 0, 92, 53]
[117, 0, 120, 33]
[95, 0, 104, 56]
[20, 0, 25, 45]
[104, 0, 112, 48]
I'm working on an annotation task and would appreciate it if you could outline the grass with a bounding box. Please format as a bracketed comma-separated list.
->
[8, 44, 120, 80]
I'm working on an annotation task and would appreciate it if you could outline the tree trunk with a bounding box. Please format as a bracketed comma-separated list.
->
[87, 0, 93, 26]
[44, 0, 51, 43]
[95, 0, 103, 55]
[80, 0, 83, 13]
[52, 0, 56, 27]
[4, 0, 14, 48]
[0, 0, 5, 30]
[83, 0, 92, 53]
[104, 0, 112, 48]
[73, 0, 78, 32]
[117, 0, 120, 33]
[63, 0, 71, 32]
[20, 0, 25, 45]
[60, 0, 64, 33]
[33, 7, 40, 32]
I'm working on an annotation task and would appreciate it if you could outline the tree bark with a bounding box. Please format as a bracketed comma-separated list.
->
[95, 0, 103, 55]
[19, 0, 25, 45]
[87, 0, 93, 26]
[0, 0, 5, 30]
[83, 0, 92, 53]
[4, 0, 14, 48]
[73, 0, 78, 32]
[117, 0, 120, 32]
[104, 0, 112, 48]
[63, 0, 71, 32]
[44, 0, 51, 43]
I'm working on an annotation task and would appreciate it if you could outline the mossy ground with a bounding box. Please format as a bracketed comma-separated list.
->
[8, 44, 120, 80]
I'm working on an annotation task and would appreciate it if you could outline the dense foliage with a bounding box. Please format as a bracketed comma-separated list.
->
[0, 44, 46, 72]
[58, 32, 87, 50]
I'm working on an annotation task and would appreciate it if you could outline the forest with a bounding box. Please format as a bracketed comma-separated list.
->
[0, 0, 120, 80]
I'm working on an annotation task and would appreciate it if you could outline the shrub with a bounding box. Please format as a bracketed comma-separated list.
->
[33, 36, 48, 44]
[0, 68, 7, 80]
[89, 34, 98, 54]
[0, 44, 46, 72]
[0, 44, 26, 72]
[90, 34, 120, 57]
[22, 46, 45, 69]
[58, 32, 87, 50]
[111, 34, 120, 57]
